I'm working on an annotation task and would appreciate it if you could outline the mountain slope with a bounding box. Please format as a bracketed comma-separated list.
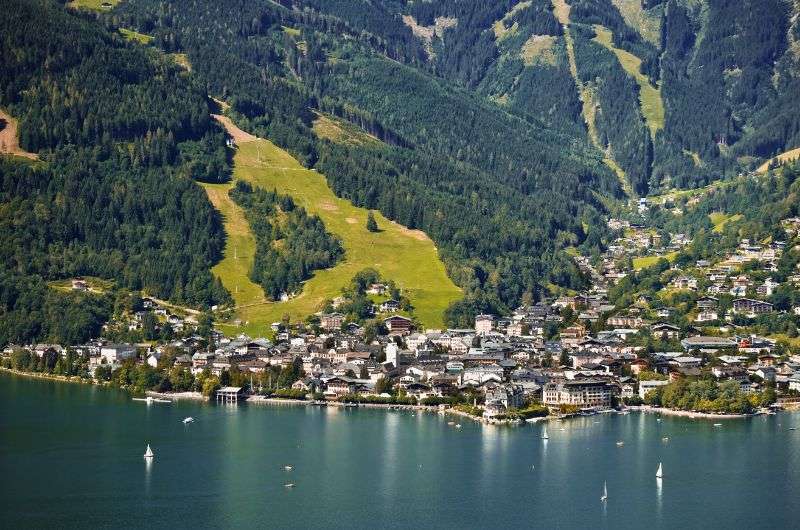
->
[0, 0, 230, 344]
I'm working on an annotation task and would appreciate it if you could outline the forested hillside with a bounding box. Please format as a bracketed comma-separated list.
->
[267, 0, 800, 194]
[5, 0, 798, 337]
[113, 0, 621, 325]
[0, 0, 231, 344]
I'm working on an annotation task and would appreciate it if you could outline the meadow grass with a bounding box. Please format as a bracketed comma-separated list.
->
[633, 251, 677, 270]
[119, 28, 153, 44]
[709, 212, 742, 233]
[206, 120, 461, 335]
[592, 25, 664, 138]
[756, 146, 800, 173]
[67, 0, 119, 11]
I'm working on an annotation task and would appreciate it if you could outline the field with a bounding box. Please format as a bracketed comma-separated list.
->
[592, 25, 664, 138]
[633, 251, 677, 270]
[119, 28, 153, 44]
[0, 109, 38, 160]
[207, 115, 461, 335]
[756, 146, 800, 173]
[709, 212, 742, 233]
[66, 0, 119, 10]
[311, 112, 380, 146]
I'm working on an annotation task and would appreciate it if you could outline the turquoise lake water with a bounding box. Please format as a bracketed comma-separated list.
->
[2, 372, 799, 529]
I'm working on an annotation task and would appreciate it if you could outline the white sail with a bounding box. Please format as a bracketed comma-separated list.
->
[656, 462, 663, 478]
[601, 481, 608, 501]
[144, 444, 154, 458]
[542, 428, 548, 440]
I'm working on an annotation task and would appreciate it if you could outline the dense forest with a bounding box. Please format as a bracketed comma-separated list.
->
[229, 181, 343, 300]
[0, 0, 231, 345]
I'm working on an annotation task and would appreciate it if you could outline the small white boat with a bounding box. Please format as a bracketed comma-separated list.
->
[182, 417, 194, 424]
[447, 421, 455, 426]
[656, 418, 662, 423]
[144, 444, 154, 458]
[616, 441, 624, 447]
[284, 465, 293, 471]
[601, 481, 608, 502]
[542, 428, 549, 440]
[713, 423, 722, 427]
[284, 483, 295, 488]
[662, 437, 669, 443]
[455, 424, 462, 429]
[656, 462, 663, 479]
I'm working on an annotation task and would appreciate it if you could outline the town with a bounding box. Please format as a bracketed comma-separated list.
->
[4, 242, 797, 422]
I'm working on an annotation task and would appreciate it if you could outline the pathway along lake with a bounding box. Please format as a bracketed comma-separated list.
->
[2, 372, 800, 529]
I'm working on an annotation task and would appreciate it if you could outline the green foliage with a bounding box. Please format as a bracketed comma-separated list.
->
[0, 0, 232, 345]
[366, 211, 379, 233]
[229, 180, 343, 300]
[645, 377, 771, 414]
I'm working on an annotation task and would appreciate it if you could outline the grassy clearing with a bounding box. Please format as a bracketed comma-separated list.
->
[611, 0, 661, 46]
[757, 146, 800, 173]
[208, 116, 461, 335]
[551, 0, 570, 25]
[633, 251, 677, 270]
[592, 25, 664, 138]
[709, 212, 742, 233]
[47, 276, 114, 294]
[492, 0, 531, 40]
[520, 35, 557, 66]
[169, 53, 192, 72]
[0, 109, 38, 161]
[67, 0, 119, 10]
[119, 28, 153, 44]
[311, 111, 380, 146]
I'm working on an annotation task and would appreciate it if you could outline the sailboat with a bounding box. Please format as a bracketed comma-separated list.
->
[542, 428, 549, 440]
[601, 481, 608, 502]
[144, 444, 154, 458]
[182, 417, 194, 424]
[656, 462, 663, 478]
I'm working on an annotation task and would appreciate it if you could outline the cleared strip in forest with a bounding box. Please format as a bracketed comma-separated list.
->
[0, 109, 38, 160]
[592, 25, 664, 138]
[756, 146, 800, 173]
[205, 114, 461, 334]
[551, 0, 632, 197]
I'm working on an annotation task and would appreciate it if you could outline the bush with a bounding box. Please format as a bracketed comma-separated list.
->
[623, 396, 644, 406]
[270, 388, 307, 400]
[339, 394, 417, 405]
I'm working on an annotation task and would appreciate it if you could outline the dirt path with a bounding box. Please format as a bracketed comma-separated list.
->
[212, 114, 257, 145]
[0, 109, 38, 160]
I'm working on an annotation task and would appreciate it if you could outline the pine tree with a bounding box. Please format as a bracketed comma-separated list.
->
[366, 211, 379, 232]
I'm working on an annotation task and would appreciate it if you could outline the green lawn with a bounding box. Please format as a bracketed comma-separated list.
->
[592, 25, 664, 138]
[205, 118, 461, 335]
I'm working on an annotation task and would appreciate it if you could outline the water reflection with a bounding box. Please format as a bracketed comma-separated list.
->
[144, 456, 152, 495]
[656, 476, 663, 517]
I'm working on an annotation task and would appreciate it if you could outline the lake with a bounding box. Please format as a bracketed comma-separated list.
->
[2, 372, 800, 529]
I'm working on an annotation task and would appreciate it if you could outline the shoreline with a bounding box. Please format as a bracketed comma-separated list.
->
[0, 366, 100, 386]
[626, 405, 753, 420]
[0, 370, 767, 421]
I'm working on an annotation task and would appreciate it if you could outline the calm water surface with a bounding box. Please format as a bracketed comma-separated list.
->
[2, 372, 799, 529]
